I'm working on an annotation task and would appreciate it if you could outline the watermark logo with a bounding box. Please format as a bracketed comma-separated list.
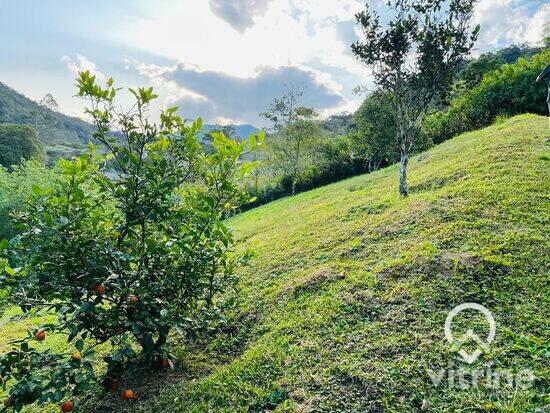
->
[444, 303, 495, 364]
[427, 302, 535, 389]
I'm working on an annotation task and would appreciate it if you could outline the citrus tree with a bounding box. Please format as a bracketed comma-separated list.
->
[0, 71, 263, 411]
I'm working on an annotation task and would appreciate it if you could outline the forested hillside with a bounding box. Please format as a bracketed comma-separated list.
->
[0, 82, 94, 148]
[0, 82, 262, 164]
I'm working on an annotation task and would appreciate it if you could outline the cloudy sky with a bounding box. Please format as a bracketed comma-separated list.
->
[1, 0, 548, 126]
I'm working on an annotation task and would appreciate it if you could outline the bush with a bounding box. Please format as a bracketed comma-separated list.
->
[0, 72, 262, 411]
[0, 160, 57, 240]
[352, 91, 399, 170]
[425, 49, 550, 144]
[0, 124, 45, 169]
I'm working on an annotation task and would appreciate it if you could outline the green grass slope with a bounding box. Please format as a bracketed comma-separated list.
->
[2, 115, 549, 412]
[147, 114, 549, 412]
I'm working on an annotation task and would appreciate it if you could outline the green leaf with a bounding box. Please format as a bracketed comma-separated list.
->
[31, 184, 42, 196]
[75, 372, 84, 384]
[75, 339, 84, 352]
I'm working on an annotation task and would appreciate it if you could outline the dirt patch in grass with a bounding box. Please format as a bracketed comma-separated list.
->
[279, 267, 345, 298]
[438, 251, 481, 277]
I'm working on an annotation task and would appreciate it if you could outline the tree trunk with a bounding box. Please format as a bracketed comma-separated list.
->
[291, 180, 296, 196]
[399, 151, 409, 197]
[153, 327, 169, 354]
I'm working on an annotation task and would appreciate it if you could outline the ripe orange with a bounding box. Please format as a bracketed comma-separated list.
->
[71, 351, 82, 362]
[160, 358, 170, 369]
[35, 330, 46, 341]
[93, 284, 106, 295]
[122, 389, 135, 400]
[4, 398, 14, 408]
[60, 400, 74, 412]
[128, 295, 139, 305]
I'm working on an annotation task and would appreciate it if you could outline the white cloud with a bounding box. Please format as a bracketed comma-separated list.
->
[111, 0, 367, 123]
[525, 4, 550, 46]
[474, 0, 549, 52]
[132, 60, 345, 125]
[209, 0, 274, 32]
[61, 54, 105, 80]
[108, 0, 547, 124]
[113, 1, 367, 79]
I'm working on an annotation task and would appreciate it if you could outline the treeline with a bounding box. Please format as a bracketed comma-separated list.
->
[242, 46, 549, 210]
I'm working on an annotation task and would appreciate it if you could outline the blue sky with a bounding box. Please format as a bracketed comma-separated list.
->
[1, 0, 548, 126]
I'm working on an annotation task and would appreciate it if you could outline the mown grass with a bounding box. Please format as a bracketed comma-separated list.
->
[1, 114, 549, 412]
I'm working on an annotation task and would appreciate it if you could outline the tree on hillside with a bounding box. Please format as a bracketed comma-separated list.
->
[0, 124, 45, 169]
[352, 90, 399, 171]
[261, 90, 321, 195]
[352, 0, 478, 196]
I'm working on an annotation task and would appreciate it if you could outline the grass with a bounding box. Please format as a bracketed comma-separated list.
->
[1, 114, 549, 412]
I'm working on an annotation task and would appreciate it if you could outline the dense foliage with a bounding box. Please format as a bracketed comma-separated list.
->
[0, 124, 45, 169]
[0, 160, 57, 240]
[245, 45, 548, 208]
[456, 44, 545, 90]
[352, 91, 399, 171]
[0, 73, 262, 411]
[425, 49, 550, 143]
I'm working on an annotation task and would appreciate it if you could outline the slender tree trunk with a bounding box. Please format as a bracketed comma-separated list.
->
[153, 327, 169, 353]
[399, 150, 409, 197]
[291, 180, 296, 196]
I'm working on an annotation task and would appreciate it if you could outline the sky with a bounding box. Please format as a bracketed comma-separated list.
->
[0, 0, 548, 127]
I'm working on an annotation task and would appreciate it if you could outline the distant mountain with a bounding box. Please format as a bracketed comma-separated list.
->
[39, 93, 60, 111]
[0, 82, 95, 148]
[202, 123, 259, 140]
[0, 81, 260, 163]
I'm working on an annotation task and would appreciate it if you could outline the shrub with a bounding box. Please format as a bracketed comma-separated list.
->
[352, 91, 399, 170]
[425, 49, 550, 144]
[0, 72, 262, 411]
[0, 160, 57, 240]
[0, 124, 45, 169]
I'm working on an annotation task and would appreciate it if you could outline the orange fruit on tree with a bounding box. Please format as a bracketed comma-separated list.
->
[60, 400, 74, 412]
[71, 351, 82, 362]
[93, 284, 106, 295]
[35, 330, 46, 341]
[122, 389, 135, 400]
[160, 358, 170, 369]
[128, 294, 139, 305]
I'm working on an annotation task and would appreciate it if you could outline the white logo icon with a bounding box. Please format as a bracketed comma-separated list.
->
[444, 303, 496, 364]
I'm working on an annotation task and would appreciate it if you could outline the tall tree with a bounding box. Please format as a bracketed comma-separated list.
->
[261, 90, 320, 195]
[352, 90, 399, 171]
[352, 0, 478, 196]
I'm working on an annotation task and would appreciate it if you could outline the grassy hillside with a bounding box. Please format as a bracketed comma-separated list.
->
[1, 115, 549, 412]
